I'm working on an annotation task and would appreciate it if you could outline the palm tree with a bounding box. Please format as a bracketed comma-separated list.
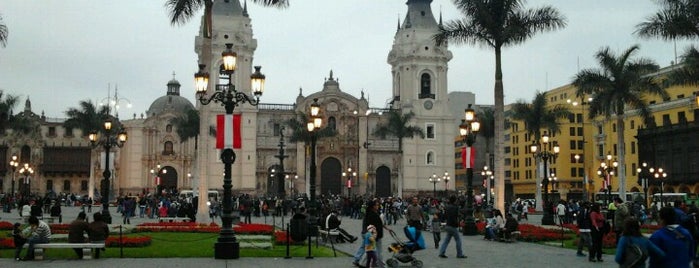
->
[286, 112, 336, 143]
[0, 14, 8, 47]
[434, 0, 566, 212]
[373, 110, 424, 196]
[170, 107, 201, 144]
[64, 100, 112, 136]
[510, 91, 571, 211]
[636, 0, 699, 85]
[572, 45, 667, 202]
[0, 91, 19, 134]
[476, 107, 495, 156]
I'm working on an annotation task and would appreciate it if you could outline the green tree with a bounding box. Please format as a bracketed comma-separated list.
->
[0, 14, 7, 47]
[286, 112, 336, 143]
[636, 0, 699, 85]
[434, 0, 566, 212]
[476, 107, 495, 155]
[64, 100, 112, 136]
[373, 110, 424, 196]
[0, 91, 19, 134]
[572, 45, 667, 202]
[510, 91, 571, 210]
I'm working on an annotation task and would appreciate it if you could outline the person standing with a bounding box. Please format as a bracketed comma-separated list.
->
[649, 207, 695, 268]
[613, 197, 631, 244]
[353, 200, 391, 268]
[431, 212, 442, 248]
[68, 212, 90, 259]
[88, 212, 109, 259]
[406, 197, 423, 229]
[22, 216, 51, 261]
[364, 225, 378, 268]
[575, 202, 593, 258]
[556, 201, 567, 224]
[589, 203, 606, 262]
[438, 196, 466, 259]
[615, 218, 664, 267]
[12, 222, 27, 261]
[50, 201, 62, 223]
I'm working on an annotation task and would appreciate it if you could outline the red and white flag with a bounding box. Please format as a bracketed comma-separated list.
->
[155, 176, 161, 185]
[346, 179, 352, 189]
[461, 146, 476, 169]
[603, 173, 610, 189]
[216, 114, 242, 149]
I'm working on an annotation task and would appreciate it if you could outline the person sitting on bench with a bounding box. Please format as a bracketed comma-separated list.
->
[501, 213, 519, 241]
[23, 216, 51, 261]
[325, 210, 357, 243]
[68, 212, 90, 259]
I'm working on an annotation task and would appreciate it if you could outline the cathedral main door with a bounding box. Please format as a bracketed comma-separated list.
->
[320, 157, 341, 196]
[376, 166, 391, 197]
[160, 166, 178, 192]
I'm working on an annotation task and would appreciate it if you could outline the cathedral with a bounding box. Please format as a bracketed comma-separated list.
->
[2, 0, 480, 206]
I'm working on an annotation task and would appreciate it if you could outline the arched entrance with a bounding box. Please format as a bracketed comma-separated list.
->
[267, 165, 281, 196]
[160, 166, 178, 193]
[376, 166, 391, 197]
[320, 157, 341, 196]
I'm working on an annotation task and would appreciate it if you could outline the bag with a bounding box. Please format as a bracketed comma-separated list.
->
[621, 241, 647, 268]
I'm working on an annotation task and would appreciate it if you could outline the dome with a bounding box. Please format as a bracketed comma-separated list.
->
[147, 95, 194, 117]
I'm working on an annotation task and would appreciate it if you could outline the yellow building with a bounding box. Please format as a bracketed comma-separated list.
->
[507, 64, 699, 205]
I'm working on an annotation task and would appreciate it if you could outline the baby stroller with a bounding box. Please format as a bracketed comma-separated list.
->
[386, 226, 426, 267]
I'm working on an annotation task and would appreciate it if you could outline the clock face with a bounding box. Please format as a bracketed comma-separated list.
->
[423, 100, 433, 110]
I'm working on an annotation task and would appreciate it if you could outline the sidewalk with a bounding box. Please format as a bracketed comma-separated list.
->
[0, 206, 615, 267]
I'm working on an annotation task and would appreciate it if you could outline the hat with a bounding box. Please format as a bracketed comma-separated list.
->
[367, 225, 376, 232]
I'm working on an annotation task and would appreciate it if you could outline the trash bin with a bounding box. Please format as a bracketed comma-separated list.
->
[290, 218, 308, 242]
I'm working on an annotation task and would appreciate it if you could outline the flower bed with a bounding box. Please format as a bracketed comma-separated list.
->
[134, 222, 275, 235]
[273, 230, 303, 245]
[517, 224, 573, 242]
[106, 236, 152, 247]
[0, 221, 13, 230]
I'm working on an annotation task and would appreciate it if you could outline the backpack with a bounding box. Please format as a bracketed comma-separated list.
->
[621, 240, 647, 268]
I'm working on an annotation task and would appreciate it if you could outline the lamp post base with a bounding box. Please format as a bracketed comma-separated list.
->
[214, 241, 240, 259]
[102, 211, 113, 225]
[462, 215, 478, 236]
[541, 205, 556, 225]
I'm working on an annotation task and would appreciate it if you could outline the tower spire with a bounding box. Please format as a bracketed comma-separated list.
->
[243, 0, 249, 17]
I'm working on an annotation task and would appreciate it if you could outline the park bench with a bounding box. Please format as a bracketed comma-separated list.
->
[317, 228, 341, 244]
[501, 231, 521, 243]
[158, 217, 191, 223]
[41, 216, 60, 223]
[24, 242, 106, 260]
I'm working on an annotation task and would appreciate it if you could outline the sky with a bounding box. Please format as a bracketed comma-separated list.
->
[0, 0, 694, 119]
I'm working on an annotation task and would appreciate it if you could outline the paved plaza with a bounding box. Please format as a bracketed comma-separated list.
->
[0, 205, 615, 267]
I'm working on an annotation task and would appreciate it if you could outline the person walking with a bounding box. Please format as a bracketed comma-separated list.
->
[556, 200, 567, 225]
[589, 203, 606, 262]
[406, 197, 423, 229]
[353, 200, 391, 268]
[614, 218, 664, 267]
[431, 212, 442, 248]
[364, 225, 378, 268]
[438, 196, 466, 259]
[649, 206, 695, 268]
[68, 212, 90, 259]
[575, 202, 593, 258]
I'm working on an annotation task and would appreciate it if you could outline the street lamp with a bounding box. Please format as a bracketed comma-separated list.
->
[9, 155, 18, 196]
[460, 104, 481, 235]
[529, 131, 560, 225]
[89, 118, 127, 224]
[150, 164, 166, 197]
[428, 173, 441, 198]
[194, 43, 265, 260]
[442, 171, 450, 197]
[651, 167, 668, 208]
[285, 174, 298, 197]
[19, 163, 34, 201]
[596, 152, 618, 206]
[636, 162, 651, 209]
[481, 166, 493, 204]
[343, 167, 356, 197]
[306, 98, 323, 244]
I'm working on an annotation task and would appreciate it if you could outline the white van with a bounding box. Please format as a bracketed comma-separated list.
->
[179, 190, 220, 201]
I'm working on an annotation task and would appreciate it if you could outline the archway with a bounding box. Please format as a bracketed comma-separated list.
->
[160, 166, 178, 193]
[376, 166, 391, 197]
[320, 157, 342, 196]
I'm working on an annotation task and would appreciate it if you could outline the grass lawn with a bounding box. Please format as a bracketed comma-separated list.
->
[0, 232, 347, 259]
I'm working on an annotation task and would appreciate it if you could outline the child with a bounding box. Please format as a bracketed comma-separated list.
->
[364, 225, 378, 268]
[12, 222, 27, 261]
[431, 212, 442, 248]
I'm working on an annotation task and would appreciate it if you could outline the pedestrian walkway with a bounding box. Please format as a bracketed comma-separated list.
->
[0, 206, 615, 267]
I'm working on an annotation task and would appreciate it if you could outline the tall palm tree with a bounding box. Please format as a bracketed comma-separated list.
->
[510, 91, 571, 210]
[434, 0, 566, 212]
[170, 107, 201, 145]
[572, 45, 667, 202]
[636, 0, 699, 85]
[64, 100, 112, 136]
[476, 107, 495, 156]
[373, 110, 424, 196]
[286, 112, 337, 143]
[0, 91, 19, 134]
[0, 14, 8, 47]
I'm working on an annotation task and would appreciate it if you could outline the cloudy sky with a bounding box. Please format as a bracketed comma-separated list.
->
[0, 0, 693, 119]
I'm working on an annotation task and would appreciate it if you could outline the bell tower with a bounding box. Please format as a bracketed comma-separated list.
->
[387, 0, 454, 196]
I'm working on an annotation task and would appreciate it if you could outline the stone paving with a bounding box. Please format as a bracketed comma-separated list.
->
[0, 205, 615, 267]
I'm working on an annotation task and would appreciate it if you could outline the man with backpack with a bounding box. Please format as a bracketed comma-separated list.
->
[613, 197, 631, 244]
[649, 206, 695, 267]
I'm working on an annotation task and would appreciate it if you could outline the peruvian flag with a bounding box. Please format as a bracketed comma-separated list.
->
[346, 179, 352, 189]
[216, 114, 242, 149]
[155, 176, 161, 185]
[461, 146, 476, 168]
[603, 173, 610, 189]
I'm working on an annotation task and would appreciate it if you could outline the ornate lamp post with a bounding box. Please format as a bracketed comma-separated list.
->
[567, 97, 592, 201]
[9, 155, 18, 195]
[442, 171, 450, 197]
[596, 153, 618, 206]
[306, 98, 323, 259]
[194, 43, 265, 259]
[19, 163, 34, 202]
[150, 164, 166, 196]
[460, 104, 480, 235]
[285, 174, 298, 197]
[636, 162, 651, 209]
[428, 173, 440, 198]
[529, 131, 560, 225]
[343, 167, 356, 197]
[89, 118, 127, 224]
[481, 166, 492, 204]
[652, 167, 668, 208]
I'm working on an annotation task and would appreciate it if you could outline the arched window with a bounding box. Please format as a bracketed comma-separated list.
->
[163, 141, 174, 155]
[328, 117, 337, 131]
[166, 124, 173, 133]
[46, 179, 53, 192]
[419, 73, 434, 99]
[426, 151, 435, 165]
[81, 180, 88, 191]
[64, 180, 71, 191]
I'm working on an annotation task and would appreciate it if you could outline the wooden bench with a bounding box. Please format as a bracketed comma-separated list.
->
[24, 243, 106, 260]
[158, 217, 191, 223]
[42, 216, 60, 223]
[317, 229, 341, 244]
